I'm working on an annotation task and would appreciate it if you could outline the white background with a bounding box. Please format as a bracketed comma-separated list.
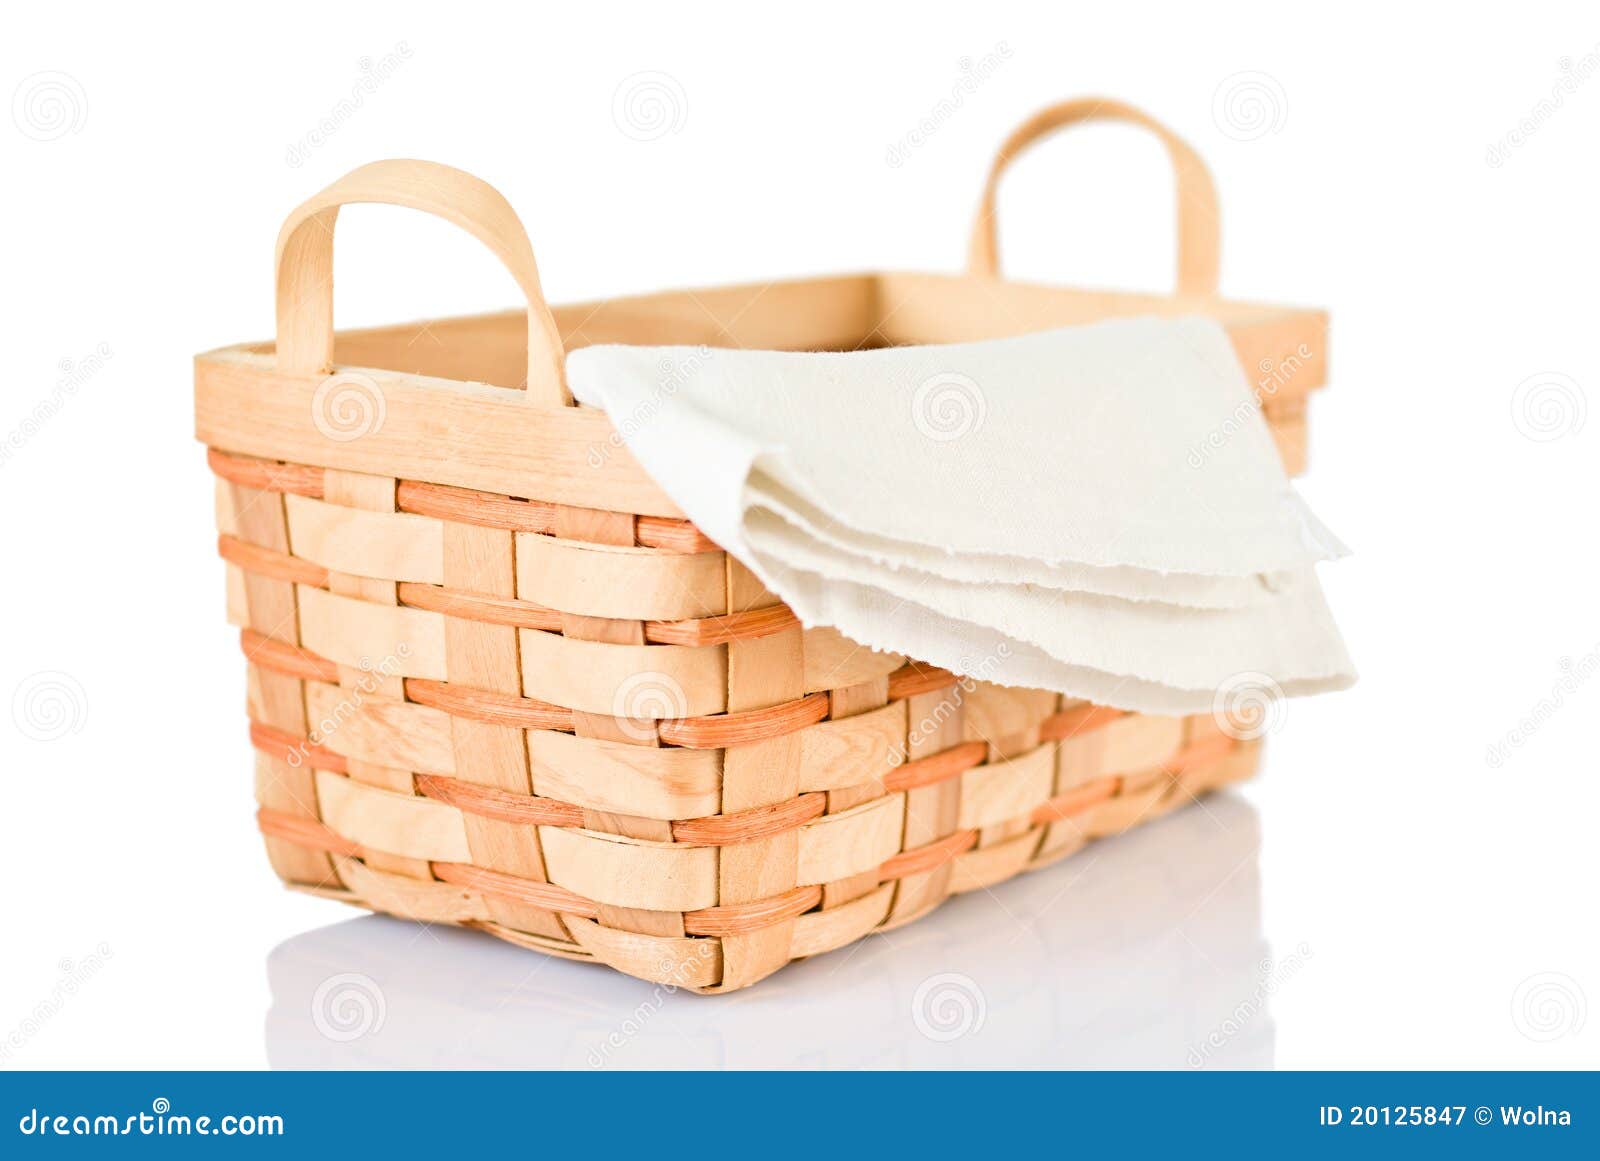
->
[3, 0, 1597, 1069]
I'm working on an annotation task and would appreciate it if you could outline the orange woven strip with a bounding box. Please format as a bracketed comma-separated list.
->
[431, 862, 599, 920]
[396, 480, 557, 534]
[1166, 734, 1237, 771]
[635, 516, 721, 554]
[882, 741, 988, 794]
[436, 863, 820, 937]
[208, 448, 325, 498]
[253, 812, 594, 919]
[395, 583, 800, 647]
[234, 601, 1125, 758]
[257, 817, 832, 940]
[214, 455, 749, 644]
[257, 807, 361, 858]
[1030, 777, 1121, 825]
[645, 604, 800, 647]
[887, 661, 961, 701]
[396, 583, 564, 632]
[256, 727, 830, 844]
[657, 692, 830, 749]
[238, 627, 833, 751]
[670, 792, 828, 846]
[256, 722, 1241, 851]
[413, 773, 584, 828]
[682, 885, 822, 937]
[879, 828, 979, 880]
[1038, 703, 1127, 742]
[403, 679, 574, 732]
[240, 629, 340, 684]
[263, 760, 1242, 937]
[395, 480, 719, 554]
[249, 720, 347, 774]
[218, 534, 330, 589]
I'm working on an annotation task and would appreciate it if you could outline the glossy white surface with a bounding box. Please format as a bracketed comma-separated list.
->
[3, 0, 1597, 1070]
[265, 797, 1272, 1070]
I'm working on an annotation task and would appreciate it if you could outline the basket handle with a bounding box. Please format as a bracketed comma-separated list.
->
[274, 159, 571, 406]
[966, 97, 1221, 296]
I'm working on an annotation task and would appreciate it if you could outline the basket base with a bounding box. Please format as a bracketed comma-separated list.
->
[276, 741, 1258, 994]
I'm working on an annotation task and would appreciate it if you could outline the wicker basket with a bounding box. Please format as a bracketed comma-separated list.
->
[196, 98, 1326, 992]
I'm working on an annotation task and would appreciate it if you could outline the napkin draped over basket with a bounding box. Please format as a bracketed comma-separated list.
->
[195, 97, 1349, 991]
[568, 318, 1352, 716]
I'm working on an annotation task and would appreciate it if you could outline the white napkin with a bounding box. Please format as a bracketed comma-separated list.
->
[566, 317, 1354, 714]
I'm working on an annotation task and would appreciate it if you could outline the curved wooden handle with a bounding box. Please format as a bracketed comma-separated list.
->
[275, 159, 570, 405]
[967, 97, 1221, 296]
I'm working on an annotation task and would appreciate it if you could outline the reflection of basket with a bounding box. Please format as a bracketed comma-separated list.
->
[199, 98, 1325, 992]
[265, 796, 1271, 1068]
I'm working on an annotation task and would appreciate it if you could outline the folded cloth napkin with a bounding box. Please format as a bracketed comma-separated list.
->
[566, 316, 1355, 715]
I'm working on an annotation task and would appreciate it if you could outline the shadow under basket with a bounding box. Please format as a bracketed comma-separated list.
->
[197, 98, 1326, 992]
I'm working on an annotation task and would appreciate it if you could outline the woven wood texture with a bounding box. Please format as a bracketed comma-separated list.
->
[213, 437, 1271, 992]
[200, 121, 1324, 991]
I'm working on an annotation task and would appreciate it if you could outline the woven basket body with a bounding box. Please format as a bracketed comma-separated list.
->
[197, 103, 1326, 992]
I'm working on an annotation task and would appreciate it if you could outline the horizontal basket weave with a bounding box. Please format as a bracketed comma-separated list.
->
[197, 98, 1326, 992]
